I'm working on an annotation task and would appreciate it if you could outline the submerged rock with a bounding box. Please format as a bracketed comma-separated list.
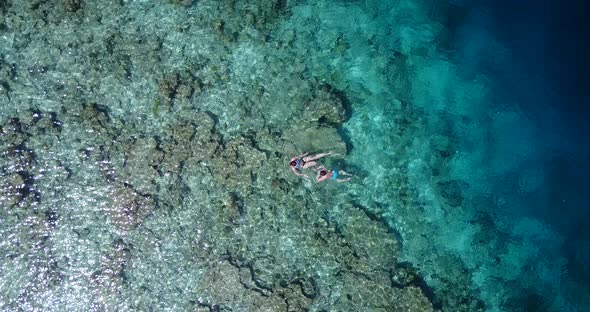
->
[169, 0, 193, 7]
[196, 261, 301, 311]
[0, 172, 27, 208]
[437, 179, 469, 207]
[0, 118, 39, 209]
[301, 84, 350, 125]
[63, 0, 83, 13]
[283, 123, 347, 156]
[211, 135, 266, 193]
[107, 186, 155, 231]
[118, 135, 163, 195]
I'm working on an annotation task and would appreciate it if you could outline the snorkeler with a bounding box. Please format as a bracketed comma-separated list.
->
[314, 165, 352, 183]
[289, 152, 334, 180]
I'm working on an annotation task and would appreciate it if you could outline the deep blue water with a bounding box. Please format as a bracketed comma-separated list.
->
[473, 0, 590, 251]
[329, 0, 590, 309]
[454, 0, 590, 307]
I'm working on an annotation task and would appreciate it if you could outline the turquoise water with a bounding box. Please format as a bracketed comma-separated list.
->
[1, 0, 588, 311]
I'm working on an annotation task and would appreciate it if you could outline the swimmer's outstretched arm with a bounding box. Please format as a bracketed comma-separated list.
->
[304, 151, 333, 161]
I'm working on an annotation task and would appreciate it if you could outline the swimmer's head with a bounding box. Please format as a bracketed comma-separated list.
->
[290, 160, 297, 167]
[320, 170, 327, 176]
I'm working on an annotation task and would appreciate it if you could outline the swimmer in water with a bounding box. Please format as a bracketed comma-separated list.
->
[289, 151, 334, 180]
[314, 165, 352, 183]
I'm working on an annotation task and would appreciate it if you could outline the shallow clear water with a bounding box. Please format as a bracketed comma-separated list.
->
[1, 0, 589, 311]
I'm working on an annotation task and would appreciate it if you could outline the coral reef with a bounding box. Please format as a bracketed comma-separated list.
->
[0, 0, 497, 311]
